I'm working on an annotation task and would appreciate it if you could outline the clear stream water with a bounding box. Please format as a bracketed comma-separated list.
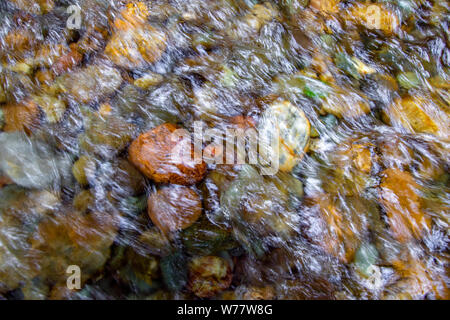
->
[0, 0, 448, 299]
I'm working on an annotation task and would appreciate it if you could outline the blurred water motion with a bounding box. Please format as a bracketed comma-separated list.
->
[0, 0, 448, 300]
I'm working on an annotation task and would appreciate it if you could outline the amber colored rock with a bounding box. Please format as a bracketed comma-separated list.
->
[243, 3, 278, 31]
[4, 28, 37, 54]
[378, 134, 414, 170]
[0, 175, 12, 189]
[35, 69, 54, 85]
[321, 91, 370, 119]
[383, 96, 445, 136]
[310, 0, 340, 14]
[241, 286, 276, 300]
[349, 3, 399, 35]
[1, 100, 40, 134]
[416, 156, 445, 181]
[113, 1, 150, 31]
[323, 140, 376, 196]
[51, 46, 83, 76]
[31, 94, 66, 123]
[34, 44, 67, 69]
[128, 123, 206, 185]
[188, 256, 232, 298]
[104, 24, 167, 70]
[334, 141, 375, 174]
[307, 194, 370, 263]
[72, 190, 95, 213]
[76, 25, 109, 55]
[350, 144, 373, 174]
[319, 197, 358, 263]
[72, 155, 96, 187]
[133, 72, 164, 89]
[147, 185, 202, 234]
[379, 168, 431, 243]
[30, 211, 118, 285]
[10, 0, 54, 15]
[229, 115, 256, 129]
[386, 256, 449, 300]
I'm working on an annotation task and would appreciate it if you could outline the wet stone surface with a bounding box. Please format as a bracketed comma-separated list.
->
[0, 0, 448, 300]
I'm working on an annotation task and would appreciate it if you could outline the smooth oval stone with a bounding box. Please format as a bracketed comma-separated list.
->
[258, 100, 310, 173]
[0, 132, 70, 189]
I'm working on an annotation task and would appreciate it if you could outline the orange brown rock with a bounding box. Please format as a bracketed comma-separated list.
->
[379, 168, 431, 243]
[51, 46, 83, 76]
[147, 185, 202, 234]
[0, 175, 13, 189]
[188, 256, 233, 298]
[1, 100, 40, 134]
[128, 123, 207, 185]
[113, 1, 150, 31]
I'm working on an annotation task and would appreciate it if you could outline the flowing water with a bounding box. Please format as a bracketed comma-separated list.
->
[0, 0, 449, 299]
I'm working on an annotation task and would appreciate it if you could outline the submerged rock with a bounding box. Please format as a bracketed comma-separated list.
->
[0, 132, 71, 189]
[0, 0, 448, 300]
[306, 194, 372, 263]
[235, 285, 276, 300]
[128, 123, 207, 185]
[111, 159, 146, 197]
[10, 0, 54, 15]
[134, 72, 164, 89]
[105, 23, 167, 70]
[147, 185, 202, 235]
[0, 185, 60, 292]
[119, 248, 160, 292]
[188, 256, 232, 298]
[383, 95, 449, 138]
[0, 71, 35, 105]
[243, 2, 279, 32]
[2, 27, 38, 59]
[33, 43, 82, 74]
[322, 140, 376, 196]
[79, 113, 135, 158]
[379, 168, 431, 243]
[310, 0, 340, 14]
[112, 1, 150, 31]
[349, 3, 399, 35]
[1, 99, 40, 134]
[219, 165, 303, 245]
[30, 210, 118, 286]
[321, 89, 371, 119]
[71, 155, 96, 187]
[72, 189, 95, 213]
[56, 64, 122, 104]
[226, 2, 279, 38]
[31, 94, 66, 124]
[0, 86, 5, 104]
[181, 217, 236, 255]
[386, 255, 449, 300]
[258, 100, 310, 172]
